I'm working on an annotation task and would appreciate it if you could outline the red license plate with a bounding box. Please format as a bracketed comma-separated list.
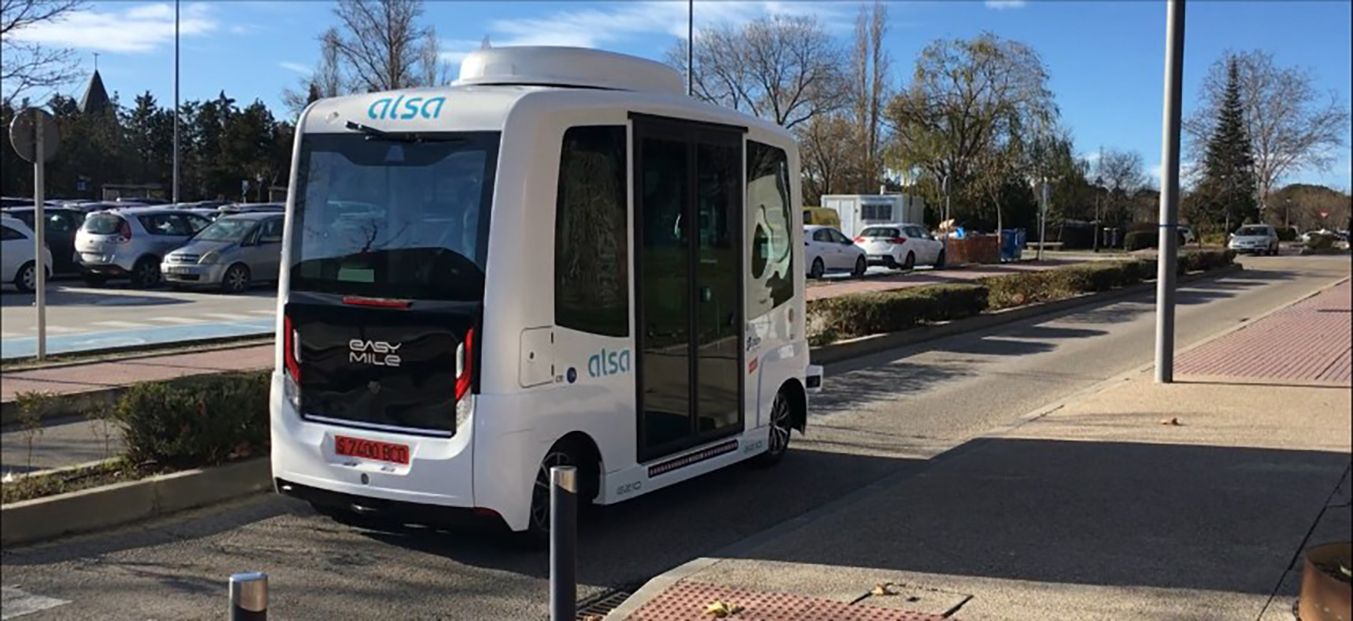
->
[334, 435, 409, 465]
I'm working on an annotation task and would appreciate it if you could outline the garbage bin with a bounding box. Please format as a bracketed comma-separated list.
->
[1000, 228, 1026, 262]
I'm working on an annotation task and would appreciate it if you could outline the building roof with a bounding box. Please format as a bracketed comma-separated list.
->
[79, 70, 111, 114]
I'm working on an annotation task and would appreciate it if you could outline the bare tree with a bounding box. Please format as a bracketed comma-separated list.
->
[798, 114, 857, 205]
[417, 28, 450, 87]
[668, 14, 846, 129]
[281, 28, 343, 117]
[850, 1, 890, 190]
[1185, 50, 1350, 211]
[328, 0, 430, 92]
[1098, 149, 1146, 194]
[1, 0, 86, 106]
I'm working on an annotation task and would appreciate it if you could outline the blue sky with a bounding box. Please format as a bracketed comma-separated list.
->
[12, 0, 1352, 190]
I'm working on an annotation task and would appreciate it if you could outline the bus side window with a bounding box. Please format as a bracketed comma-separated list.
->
[554, 126, 629, 337]
[747, 141, 793, 315]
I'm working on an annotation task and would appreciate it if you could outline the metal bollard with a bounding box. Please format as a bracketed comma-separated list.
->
[229, 572, 268, 621]
[550, 466, 577, 621]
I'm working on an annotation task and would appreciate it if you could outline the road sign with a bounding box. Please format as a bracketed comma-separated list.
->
[1319, 211, 1329, 219]
[9, 108, 60, 163]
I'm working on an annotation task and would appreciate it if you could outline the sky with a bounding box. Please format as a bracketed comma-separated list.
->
[9, 0, 1352, 191]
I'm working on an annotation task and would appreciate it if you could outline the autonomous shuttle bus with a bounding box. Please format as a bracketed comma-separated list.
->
[271, 46, 823, 538]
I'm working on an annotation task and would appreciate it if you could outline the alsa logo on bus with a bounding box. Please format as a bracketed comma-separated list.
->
[588, 348, 631, 378]
[349, 339, 402, 367]
[367, 95, 446, 121]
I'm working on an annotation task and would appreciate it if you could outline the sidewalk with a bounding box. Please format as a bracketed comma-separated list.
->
[612, 282, 1352, 620]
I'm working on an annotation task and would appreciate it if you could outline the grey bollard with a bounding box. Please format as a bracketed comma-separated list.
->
[229, 572, 268, 621]
[550, 466, 577, 621]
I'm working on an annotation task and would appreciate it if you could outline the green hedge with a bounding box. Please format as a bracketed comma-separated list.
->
[1124, 231, 1157, 251]
[1178, 249, 1235, 273]
[1306, 233, 1336, 251]
[114, 371, 269, 469]
[806, 284, 987, 343]
[981, 260, 1153, 310]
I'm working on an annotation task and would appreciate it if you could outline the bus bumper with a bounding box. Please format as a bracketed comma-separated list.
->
[806, 364, 823, 393]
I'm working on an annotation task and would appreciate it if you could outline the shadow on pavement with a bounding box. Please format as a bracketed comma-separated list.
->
[720, 437, 1351, 595]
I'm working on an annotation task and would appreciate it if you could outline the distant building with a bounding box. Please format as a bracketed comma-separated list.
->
[78, 69, 111, 115]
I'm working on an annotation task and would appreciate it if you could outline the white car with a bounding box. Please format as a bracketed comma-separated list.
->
[804, 225, 867, 278]
[1, 215, 53, 292]
[1228, 224, 1279, 255]
[855, 223, 946, 270]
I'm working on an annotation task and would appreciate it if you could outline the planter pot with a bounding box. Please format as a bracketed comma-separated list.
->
[1300, 542, 1352, 621]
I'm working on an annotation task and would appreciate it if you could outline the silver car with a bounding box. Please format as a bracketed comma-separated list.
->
[1228, 224, 1279, 255]
[75, 207, 213, 287]
[161, 212, 284, 293]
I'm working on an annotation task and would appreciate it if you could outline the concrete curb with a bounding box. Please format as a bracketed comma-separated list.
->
[0, 457, 271, 547]
[811, 264, 1242, 366]
[0, 332, 271, 367]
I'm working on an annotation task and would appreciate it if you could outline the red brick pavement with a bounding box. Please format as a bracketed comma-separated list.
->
[1, 344, 273, 402]
[624, 580, 946, 621]
[1175, 279, 1351, 385]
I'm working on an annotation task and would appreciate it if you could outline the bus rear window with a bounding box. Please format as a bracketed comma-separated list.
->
[289, 132, 500, 301]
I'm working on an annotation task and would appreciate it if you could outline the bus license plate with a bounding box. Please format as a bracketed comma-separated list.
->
[334, 435, 409, 465]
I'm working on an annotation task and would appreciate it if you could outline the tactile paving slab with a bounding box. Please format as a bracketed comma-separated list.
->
[1176, 280, 1351, 385]
[625, 580, 949, 621]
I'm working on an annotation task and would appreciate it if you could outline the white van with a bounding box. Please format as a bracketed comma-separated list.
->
[270, 47, 822, 540]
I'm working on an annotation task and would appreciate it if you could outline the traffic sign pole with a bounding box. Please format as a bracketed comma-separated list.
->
[34, 114, 47, 360]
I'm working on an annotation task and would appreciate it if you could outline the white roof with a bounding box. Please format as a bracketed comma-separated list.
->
[455, 47, 683, 95]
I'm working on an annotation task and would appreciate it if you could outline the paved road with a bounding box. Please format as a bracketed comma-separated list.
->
[0, 284, 275, 359]
[0, 255, 1346, 620]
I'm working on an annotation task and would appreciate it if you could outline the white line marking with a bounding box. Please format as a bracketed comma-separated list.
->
[148, 316, 203, 325]
[1, 586, 70, 619]
[247, 309, 277, 316]
[93, 321, 151, 329]
[203, 313, 253, 321]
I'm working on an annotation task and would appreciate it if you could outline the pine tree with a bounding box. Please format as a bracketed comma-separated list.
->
[1196, 59, 1258, 232]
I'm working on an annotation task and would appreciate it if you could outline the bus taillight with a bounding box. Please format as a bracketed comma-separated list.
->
[455, 328, 474, 401]
[283, 315, 301, 383]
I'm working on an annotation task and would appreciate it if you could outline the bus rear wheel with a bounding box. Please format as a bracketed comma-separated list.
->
[752, 391, 795, 467]
[521, 440, 597, 547]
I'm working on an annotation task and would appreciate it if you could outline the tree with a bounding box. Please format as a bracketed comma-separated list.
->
[1185, 50, 1350, 212]
[1271, 183, 1351, 232]
[1, 0, 86, 106]
[327, 0, 432, 92]
[884, 33, 1056, 224]
[798, 114, 857, 206]
[1096, 148, 1147, 225]
[122, 91, 173, 187]
[849, 1, 890, 190]
[281, 28, 343, 117]
[1192, 60, 1259, 233]
[668, 14, 846, 129]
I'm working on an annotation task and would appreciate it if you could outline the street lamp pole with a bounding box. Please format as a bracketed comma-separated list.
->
[172, 0, 180, 204]
[686, 0, 693, 97]
[1154, 0, 1186, 384]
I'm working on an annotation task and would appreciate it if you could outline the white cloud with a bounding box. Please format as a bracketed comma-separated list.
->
[8, 2, 219, 54]
[279, 62, 310, 75]
[485, 1, 852, 50]
[985, 0, 1028, 10]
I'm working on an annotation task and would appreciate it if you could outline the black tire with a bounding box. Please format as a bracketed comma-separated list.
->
[520, 445, 581, 547]
[14, 261, 36, 293]
[221, 263, 251, 293]
[809, 257, 825, 279]
[902, 251, 916, 271]
[852, 255, 867, 278]
[935, 250, 946, 269]
[129, 257, 161, 288]
[81, 273, 108, 287]
[752, 390, 794, 467]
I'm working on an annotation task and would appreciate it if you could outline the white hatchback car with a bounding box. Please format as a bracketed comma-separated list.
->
[804, 225, 867, 278]
[1, 215, 53, 292]
[1228, 224, 1279, 255]
[855, 223, 946, 270]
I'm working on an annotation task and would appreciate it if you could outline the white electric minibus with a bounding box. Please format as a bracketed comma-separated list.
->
[271, 46, 823, 539]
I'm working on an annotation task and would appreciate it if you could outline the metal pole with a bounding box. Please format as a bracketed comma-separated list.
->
[1155, 0, 1186, 384]
[686, 0, 693, 96]
[549, 466, 577, 621]
[229, 572, 268, 621]
[33, 114, 46, 361]
[1037, 181, 1048, 261]
[172, 0, 180, 204]
[941, 174, 950, 261]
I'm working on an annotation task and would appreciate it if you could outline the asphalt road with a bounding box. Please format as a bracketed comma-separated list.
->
[0, 255, 1347, 620]
[0, 283, 275, 359]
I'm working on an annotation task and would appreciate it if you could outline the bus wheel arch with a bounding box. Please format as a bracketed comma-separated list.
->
[780, 379, 807, 433]
[551, 431, 603, 503]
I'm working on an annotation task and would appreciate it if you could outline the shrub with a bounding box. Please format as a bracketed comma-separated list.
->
[807, 284, 987, 341]
[114, 371, 269, 469]
[982, 260, 1153, 310]
[1201, 232, 1227, 247]
[1306, 233, 1336, 251]
[1124, 231, 1157, 251]
[1276, 227, 1298, 242]
[1178, 249, 1236, 273]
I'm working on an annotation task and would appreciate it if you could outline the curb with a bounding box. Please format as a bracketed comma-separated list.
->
[811, 264, 1242, 366]
[0, 457, 271, 547]
[0, 335, 272, 373]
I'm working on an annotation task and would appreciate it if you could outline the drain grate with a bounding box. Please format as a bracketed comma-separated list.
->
[577, 583, 642, 620]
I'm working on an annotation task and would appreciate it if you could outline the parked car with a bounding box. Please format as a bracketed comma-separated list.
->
[0, 197, 31, 208]
[1178, 224, 1196, 245]
[854, 223, 946, 270]
[1228, 224, 1279, 255]
[1, 206, 87, 274]
[802, 206, 842, 229]
[218, 202, 284, 216]
[75, 207, 213, 287]
[804, 225, 867, 278]
[162, 212, 284, 292]
[0, 216, 53, 292]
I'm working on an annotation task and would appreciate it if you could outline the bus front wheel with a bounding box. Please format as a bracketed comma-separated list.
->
[751, 391, 795, 467]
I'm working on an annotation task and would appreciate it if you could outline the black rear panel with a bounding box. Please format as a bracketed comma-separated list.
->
[288, 300, 473, 436]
